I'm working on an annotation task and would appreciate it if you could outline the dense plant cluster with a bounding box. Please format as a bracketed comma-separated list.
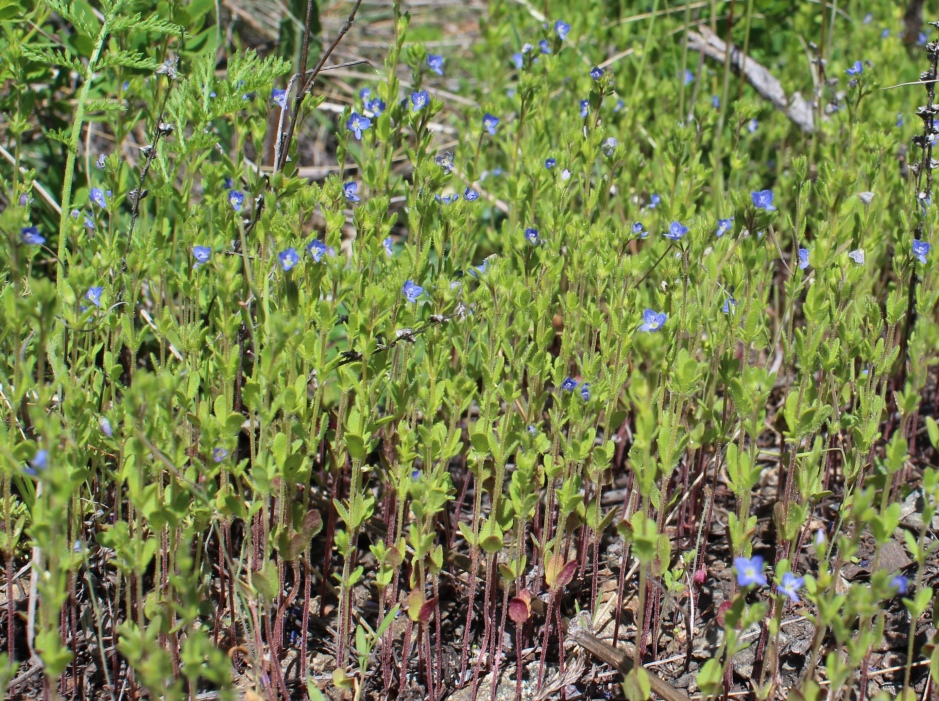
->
[3, 0, 939, 699]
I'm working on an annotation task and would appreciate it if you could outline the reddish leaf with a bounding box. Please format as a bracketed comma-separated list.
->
[419, 597, 437, 624]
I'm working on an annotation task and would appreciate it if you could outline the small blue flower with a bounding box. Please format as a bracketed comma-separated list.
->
[639, 309, 667, 332]
[848, 249, 865, 265]
[632, 222, 647, 239]
[359, 87, 372, 102]
[751, 189, 777, 211]
[464, 187, 480, 201]
[528, 424, 537, 435]
[21, 226, 45, 245]
[85, 286, 103, 308]
[919, 31, 928, 46]
[579, 99, 590, 118]
[561, 377, 579, 391]
[99, 417, 113, 438]
[279, 248, 300, 271]
[863, 12, 872, 24]
[665, 221, 688, 241]
[545, 158, 557, 169]
[580, 383, 591, 401]
[343, 182, 360, 203]
[83, 214, 95, 231]
[748, 118, 759, 133]
[213, 447, 229, 463]
[525, 227, 539, 244]
[193, 246, 212, 266]
[30, 449, 48, 473]
[539, 39, 551, 54]
[590, 66, 604, 80]
[555, 20, 570, 40]
[734, 555, 767, 587]
[469, 259, 489, 278]
[307, 240, 329, 262]
[482, 113, 500, 135]
[845, 60, 864, 77]
[511, 53, 524, 70]
[683, 69, 694, 85]
[614, 99, 625, 112]
[722, 296, 737, 315]
[411, 90, 430, 111]
[891, 575, 910, 595]
[90, 187, 108, 209]
[913, 239, 931, 264]
[798, 248, 810, 270]
[272, 88, 288, 108]
[561, 169, 572, 181]
[228, 190, 245, 212]
[777, 571, 805, 603]
[521, 43, 533, 54]
[716, 218, 733, 237]
[427, 54, 445, 76]
[347, 112, 371, 140]
[897, 112, 904, 128]
[602, 137, 617, 156]
[411, 468, 421, 480]
[436, 193, 460, 205]
[383, 237, 394, 258]
[648, 194, 660, 209]
[711, 95, 720, 109]
[402, 280, 423, 303]
[366, 97, 386, 115]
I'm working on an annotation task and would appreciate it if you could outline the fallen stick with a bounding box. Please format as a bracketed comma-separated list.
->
[687, 25, 815, 134]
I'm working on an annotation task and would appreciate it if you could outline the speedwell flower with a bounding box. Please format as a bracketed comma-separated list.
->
[639, 309, 666, 332]
[665, 221, 688, 241]
[913, 239, 931, 264]
[751, 189, 777, 211]
[411, 90, 429, 111]
[343, 182, 360, 203]
[279, 248, 300, 271]
[482, 113, 500, 135]
[21, 226, 45, 245]
[734, 555, 767, 587]
[427, 54, 444, 76]
[402, 280, 423, 303]
[777, 571, 805, 602]
[347, 112, 371, 140]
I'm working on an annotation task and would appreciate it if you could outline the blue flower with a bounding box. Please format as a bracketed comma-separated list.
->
[21, 226, 45, 245]
[366, 97, 385, 115]
[469, 259, 489, 278]
[897, 112, 904, 128]
[863, 12, 872, 24]
[648, 194, 660, 209]
[85, 286, 103, 308]
[213, 447, 229, 463]
[798, 248, 810, 270]
[711, 95, 720, 109]
[228, 190, 245, 212]
[614, 99, 625, 112]
[913, 239, 931, 264]
[919, 31, 928, 46]
[482, 113, 500, 135]
[511, 53, 524, 69]
[436, 193, 460, 205]
[307, 240, 329, 262]
[722, 296, 737, 315]
[272, 88, 288, 108]
[402, 280, 423, 303]
[639, 309, 667, 332]
[90, 187, 108, 209]
[751, 189, 777, 211]
[716, 218, 733, 237]
[539, 39, 551, 54]
[590, 66, 604, 80]
[279, 248, 300, 271]
[555, 20, 570, 40]
[846, 60, 864, 77]
[580, 383, 591, 401]
[748, 118, 759, 133]
[734, 555, 767, 587]
[411, 468, 421, 480]
[777, 571, 805, 602]
[464, 187, 480, 201]
[579, 99, 590, 118]
[427, 54, 445, 76]
[383, 237, 394, 258]
[632, 222, 647, 239]
[561, 377, 579, 391]
[411, 90, 430, 111]
[343, 182, 360, 203]
[99, 417, 113, 438]
[528, 424, 537, 435]
[848, 249, 865, 265]
[359, 87, 372, 102]
[665, 221, 688, 241]
[683, 69, 695, 85]
[882, 28, 890, 39]
[29, 449, 48, 474]
[602, 137, 617, 156]
[545, 158, 557, 169]
[525, 227, 539, 244]
[193, 246, 212, 266]
[347, 112, 371, 140]
[891, 575, 910, 595]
